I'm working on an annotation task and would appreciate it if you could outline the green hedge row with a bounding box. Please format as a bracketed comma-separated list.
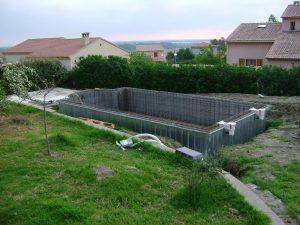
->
[67, 55, 300, 96]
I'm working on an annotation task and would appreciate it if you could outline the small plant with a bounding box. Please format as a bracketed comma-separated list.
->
[186, 159, 220, 208]
[267, 118, 283, 129]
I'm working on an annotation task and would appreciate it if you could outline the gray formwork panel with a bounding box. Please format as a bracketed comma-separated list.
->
[59, 89, 267, 156]
[72, 88, 263, 126]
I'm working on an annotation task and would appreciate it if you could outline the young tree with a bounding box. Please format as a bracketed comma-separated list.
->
[0, 62, 59, 156]
[166, 52, 175, 62]
[176, 48, 194, 62]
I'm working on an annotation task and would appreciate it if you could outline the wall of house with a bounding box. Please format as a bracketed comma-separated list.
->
[59, 58, 72, 70]
[4, 54, 29, 63]
[227, 42, 273, 65]
[4, 54, 72, 70]
[282, 18, 300, 31]
[268, 59, 300, 68]
[70, 39, 129, 68]
[138, 50, 165, 61]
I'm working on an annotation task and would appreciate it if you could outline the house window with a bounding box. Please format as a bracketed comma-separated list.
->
[246, 59, 257, 66]
[290, 21, 296, 31]
[154, 52, 158, 57]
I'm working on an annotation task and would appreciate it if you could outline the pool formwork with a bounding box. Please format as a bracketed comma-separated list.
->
[59, 87, 267, 156]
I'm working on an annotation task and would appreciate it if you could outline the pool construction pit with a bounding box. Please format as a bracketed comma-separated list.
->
[59, 87, 268, 156]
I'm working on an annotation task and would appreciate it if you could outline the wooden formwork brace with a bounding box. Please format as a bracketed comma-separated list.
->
[79, 117, 115, 129]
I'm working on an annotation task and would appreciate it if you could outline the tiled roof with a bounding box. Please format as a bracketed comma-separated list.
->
[191, 42, 210, 48]
[266, 32, 300, 59]
[281, 4, 300, 18]
[136, 44, 164, 52]
[226, 23, 282, 42]
[3, 38, 100, 57]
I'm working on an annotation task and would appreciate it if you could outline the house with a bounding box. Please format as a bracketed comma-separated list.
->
[226, 1, 300, 68]
[136, 44, 165, 62]
[191, 42, 218, 55]
[3, 32, 129, 70]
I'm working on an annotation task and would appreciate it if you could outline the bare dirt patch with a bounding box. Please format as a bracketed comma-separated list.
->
[95, 165, 114, 180]
[200, 93, 300, 165]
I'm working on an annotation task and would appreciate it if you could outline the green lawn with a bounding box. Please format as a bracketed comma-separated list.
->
[0, 104, 269, 225]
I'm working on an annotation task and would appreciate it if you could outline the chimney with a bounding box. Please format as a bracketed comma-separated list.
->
[294, 1, 300, 4]
[81, 32, 90, 45]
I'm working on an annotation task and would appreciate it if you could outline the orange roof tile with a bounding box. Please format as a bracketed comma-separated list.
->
[4, 38, 99, 58]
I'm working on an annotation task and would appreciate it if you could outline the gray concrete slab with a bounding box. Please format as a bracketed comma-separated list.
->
[176, 147, 203, 160]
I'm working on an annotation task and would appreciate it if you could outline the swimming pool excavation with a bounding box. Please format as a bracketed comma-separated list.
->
[59, 87, 268, 156]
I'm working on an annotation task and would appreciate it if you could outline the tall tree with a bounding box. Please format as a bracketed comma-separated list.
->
[268, 14, 279, 22]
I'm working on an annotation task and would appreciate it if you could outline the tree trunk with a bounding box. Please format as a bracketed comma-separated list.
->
[43, 94, 51, 156]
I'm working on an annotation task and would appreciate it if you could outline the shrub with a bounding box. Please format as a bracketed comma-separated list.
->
[0, 80, 6, 110]
[0, 63, 36, 97]
[20, 58, 67, 89]
[69, 55, 131, 89]
[172, 159, 220, 209]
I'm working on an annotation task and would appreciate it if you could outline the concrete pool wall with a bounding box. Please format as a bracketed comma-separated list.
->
[59, 87, 267, 156]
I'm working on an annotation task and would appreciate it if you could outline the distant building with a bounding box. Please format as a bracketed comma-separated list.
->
[3, 32, 129, 70]
[136, 44, 165, 62]
[0, 53, 5, 64]
[191, 42, 218, 55]
[226, 1, 300, 68]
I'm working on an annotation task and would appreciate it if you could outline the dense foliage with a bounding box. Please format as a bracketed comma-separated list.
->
[194, 48, 225, 65]
[68, 55, 131, 89]
[176, 48, 195, 62]
[20, 58, 67, 89]
[0, 63, 36, 97]
[67, 55, 300, 96]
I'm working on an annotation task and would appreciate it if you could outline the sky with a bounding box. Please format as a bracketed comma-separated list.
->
[0, 0, 294, 46]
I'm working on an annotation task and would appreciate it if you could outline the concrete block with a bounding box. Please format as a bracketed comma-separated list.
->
[176, 147, 203, 160]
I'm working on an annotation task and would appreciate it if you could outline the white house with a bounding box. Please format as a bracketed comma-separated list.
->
[3, 32, 129, 70]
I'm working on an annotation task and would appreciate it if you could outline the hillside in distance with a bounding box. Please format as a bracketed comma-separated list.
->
[114, 39, 211, 52]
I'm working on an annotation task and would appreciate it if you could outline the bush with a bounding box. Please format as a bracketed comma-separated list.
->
[0, 80, 6, 110]
[69, 55, 131, 89]
[0, 63, 36, 97]
[20, 58, 67, 89]
[194, 48, 225, 65]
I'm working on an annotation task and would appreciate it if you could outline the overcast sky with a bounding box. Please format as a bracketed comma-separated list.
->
[0, 0, 293, 46]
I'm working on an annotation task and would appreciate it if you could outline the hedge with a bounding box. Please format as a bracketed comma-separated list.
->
[67, 55, 300, 96]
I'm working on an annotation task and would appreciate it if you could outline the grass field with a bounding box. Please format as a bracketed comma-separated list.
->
[0, 104, 269, 225]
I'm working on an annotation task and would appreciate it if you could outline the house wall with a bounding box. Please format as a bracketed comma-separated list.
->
[70, 39, 129, 68]
[4, 54, 72, 70]
[4, 54, 30, 63]
[282, 18, 300, 31]
[267, 59, 300, 68]
[227, 42, 273, 65]
[138, 50, 165, 61]
[59, 58, 72, 70]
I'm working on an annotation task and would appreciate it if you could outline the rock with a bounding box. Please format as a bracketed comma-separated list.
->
[125, 165, 138, 170]
[95, 165, 114, 180]
[229, 208, 239, 215]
